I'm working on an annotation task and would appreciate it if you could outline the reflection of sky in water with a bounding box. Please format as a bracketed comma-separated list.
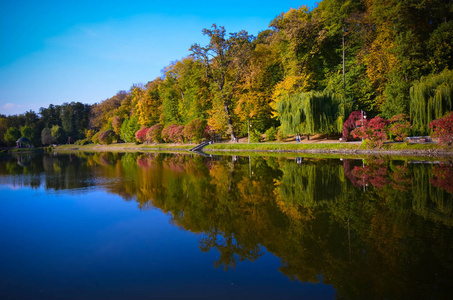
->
[0, 184, 335, 299]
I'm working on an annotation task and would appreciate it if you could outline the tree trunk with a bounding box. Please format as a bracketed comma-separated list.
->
[224, 103, 235, 140]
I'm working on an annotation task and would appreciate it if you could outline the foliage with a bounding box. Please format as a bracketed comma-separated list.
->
[120, 117, 141, 143]
[342, 111, 365, 141]
[351, 116, 389, 148]
[91, 131, 101, 144]
[112, 116, 123, 136]
[146, 124, 163, 144]
[184, 119, 206, 143]
[162, 124, 185, 143]
[429, 112, 453, 146]
[41, 128, 55, 145]
[4, 127, 21, 146]
[388, 114, 411, 141]
[250, 130, 262, 143]
[277, 90, 350, 135]
[410, 69, 453, 134]
[2, 1, 453, 147]
[190, 24, 254, 140]
[99, 130, 116, 145]
[135, 126, 149, 144]
[51, 125, 66, 144]
[276, 129, 286, 142]
[264, 127, 277, 142]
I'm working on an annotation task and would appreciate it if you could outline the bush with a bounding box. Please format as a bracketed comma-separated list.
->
[388, 114, 411, 141]
[265, 127, 277, 142]
[342, 111, 364, 141]
[430, 112, 453, 146]
[135, 126, 149, 144]
[91, 131, 101, 144]
[75, 139, 91, 145]
[184, 119, 206, 143]
[351, 116, 389, 148]
[99, 130, 116, 145]
[277, 130, 286, 142]
[250, 130, 262, 143]
[146, 124, 163, 143]
[162, 124, 185, 143]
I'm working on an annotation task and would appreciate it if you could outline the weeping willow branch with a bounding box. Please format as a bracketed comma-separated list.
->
[277, 90, 352, 135]
[410, 69, 453, 134]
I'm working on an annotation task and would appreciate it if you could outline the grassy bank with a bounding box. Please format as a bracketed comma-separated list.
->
[52, 140, 453, 157]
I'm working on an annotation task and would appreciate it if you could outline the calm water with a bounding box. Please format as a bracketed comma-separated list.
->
[1, 152, 453, 299]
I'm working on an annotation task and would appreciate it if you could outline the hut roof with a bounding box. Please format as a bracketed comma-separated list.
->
[17, 137, 30, 143]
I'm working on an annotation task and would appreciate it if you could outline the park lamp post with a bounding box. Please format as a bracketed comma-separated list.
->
[248, 120, 250, 144]
[361, 110, 367, 142]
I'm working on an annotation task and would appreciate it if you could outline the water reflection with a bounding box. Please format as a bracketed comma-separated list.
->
[1, 152, 453, 299]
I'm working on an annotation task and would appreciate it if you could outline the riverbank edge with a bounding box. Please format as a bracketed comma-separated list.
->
[51, 142, 453, 158]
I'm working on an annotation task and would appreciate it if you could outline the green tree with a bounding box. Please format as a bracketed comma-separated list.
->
[41, 128, 55, 145]
[410, 69, 453, 134]
[3, 127, 21, 146]
[51, 125, 66, 144]
[277, 90, 350, 137]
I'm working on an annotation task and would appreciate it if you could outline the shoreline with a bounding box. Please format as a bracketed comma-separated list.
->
[48, 141, 453, 158]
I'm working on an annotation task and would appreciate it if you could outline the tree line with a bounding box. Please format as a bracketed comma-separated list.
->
[1, 0, 452, 146]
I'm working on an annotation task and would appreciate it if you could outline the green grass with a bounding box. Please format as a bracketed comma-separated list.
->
[205, 142, 360, 151]
[52, 140, 453, 158]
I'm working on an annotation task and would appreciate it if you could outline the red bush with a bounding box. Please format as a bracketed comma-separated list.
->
[388, 114, 411, 142]
[162, 124, 185, 143]
[430, 112, 453, 146]
[351, 116, 389, 148]
[146, 124, 163, 143]
[135, 126, 149, 143]
[342, 111, 364, 141]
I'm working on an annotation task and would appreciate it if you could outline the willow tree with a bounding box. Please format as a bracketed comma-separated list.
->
[410, 69, 453, 134]
[277, 90, 350, 137]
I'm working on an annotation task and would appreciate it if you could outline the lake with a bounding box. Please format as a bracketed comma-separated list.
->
[1, 152, 452, 299]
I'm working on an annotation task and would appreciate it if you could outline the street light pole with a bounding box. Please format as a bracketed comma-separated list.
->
[248, 120, 250, 144]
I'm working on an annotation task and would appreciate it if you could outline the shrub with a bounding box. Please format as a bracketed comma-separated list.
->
[342, 111, 364, 141]
[277, 129, 286, 142]
[250, 130, 262, 143]
[135, 126, 149, 144]
[184, 119, 206, 143]
[99, 130, 116, 145]
[146, 124, 163, 143]
[265, 127, 277, 142]
[351, 116, 389, 148]
[162, 124, 185, 143]
[430, 112, 453, 146]
[388, 114, 411, 141]
[91, 131, 101, 144]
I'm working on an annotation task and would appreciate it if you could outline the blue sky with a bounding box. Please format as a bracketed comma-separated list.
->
[0, 0, 316, 116]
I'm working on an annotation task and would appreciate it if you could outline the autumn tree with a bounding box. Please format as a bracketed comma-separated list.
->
[190, 24, 254, 140]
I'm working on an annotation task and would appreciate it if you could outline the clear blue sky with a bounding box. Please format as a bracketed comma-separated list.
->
[0, 0, 316, 116]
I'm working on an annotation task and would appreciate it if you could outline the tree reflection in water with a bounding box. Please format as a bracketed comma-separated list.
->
[1, 152, 453, 299]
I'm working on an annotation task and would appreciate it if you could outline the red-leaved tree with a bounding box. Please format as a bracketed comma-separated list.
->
[388, 114, 411, 142]
[430, 112, 453, 146]
[342, 111, 364, 141]
[351, 116, 389, 148]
